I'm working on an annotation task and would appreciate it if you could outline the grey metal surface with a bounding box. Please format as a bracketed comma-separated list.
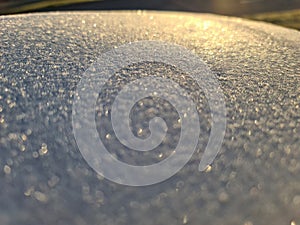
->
[0, 11, 299, 225]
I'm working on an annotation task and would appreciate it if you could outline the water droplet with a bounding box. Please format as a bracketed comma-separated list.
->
[26, 129, 32, 135]
[39, 143, 48, 156]
[34, 191, 48, 203]
[204, 165, 212, 173]
[218, 191, 229, 203]
[105, 133, 111, 140]
[244, 222, 253, 225]
[176, 180, 185, 189]
[183, 215, 188, 224]
[24, 186, 34, 197]
[137, 128, 143, 136]
[21, 134, 27, 141]
[3, 165, 11, 174]
[48, 175, 60, 188]
[19, 145, 26, 152]
[256, 148, 262, 157]
[293, 195, 300, 205]
[32, 151, 39, 158]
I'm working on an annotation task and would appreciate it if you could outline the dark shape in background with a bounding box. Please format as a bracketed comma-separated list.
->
[1, 0, 300, 16]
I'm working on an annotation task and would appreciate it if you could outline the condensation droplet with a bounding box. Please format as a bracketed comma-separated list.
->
[176, 180, 185, 189]
[26, 129, 32, 136]
[183, 215, 188, 224]
[218, 191, 229, 203]
[32, 151, 39, 158]
[24, 186, 34, 197]
[48, 175, 60, 188]
[256, 148, 262, 157]
[204, 165, 212, 173]
[3, 165, 11, 174]
[105, 133, 111, 140]
[137, 128, 143, 136]
[244, 222, 253, 225]
[19, 145, 26, 152]
[34, 191, 48, 203]
[39, 143, 48, 156]
[21, 134, 27, 141]
[293, 195, 300, 205]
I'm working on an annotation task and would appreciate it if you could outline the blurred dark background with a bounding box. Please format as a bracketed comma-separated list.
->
[0, 0, 299, 15]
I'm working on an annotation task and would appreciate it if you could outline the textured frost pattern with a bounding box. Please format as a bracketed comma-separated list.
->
[0, 11, 299, 225]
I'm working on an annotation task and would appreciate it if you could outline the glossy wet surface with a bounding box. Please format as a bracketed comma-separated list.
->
[0, 11, 299, 225]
